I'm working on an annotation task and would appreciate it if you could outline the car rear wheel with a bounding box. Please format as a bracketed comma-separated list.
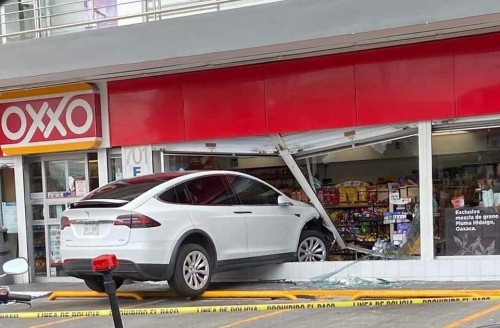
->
[297, 230, 328, 262]
[83, 276, 124, 293]
[169, 243, 212, 298]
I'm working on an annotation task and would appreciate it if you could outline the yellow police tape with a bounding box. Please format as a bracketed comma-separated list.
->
[1, 296, 499, 319]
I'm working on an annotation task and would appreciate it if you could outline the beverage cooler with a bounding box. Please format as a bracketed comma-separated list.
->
[29, 196, 73, 278]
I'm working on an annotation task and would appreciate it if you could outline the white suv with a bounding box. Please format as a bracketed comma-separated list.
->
[61, 171, 332, 297]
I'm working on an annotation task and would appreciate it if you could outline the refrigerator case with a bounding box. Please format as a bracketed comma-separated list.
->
[49, 225, 65, 277]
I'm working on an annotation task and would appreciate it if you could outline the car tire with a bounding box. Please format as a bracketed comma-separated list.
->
[169, 243, 212, 298]
[297, 230, 328, 262]
[84, 276, 124, 293]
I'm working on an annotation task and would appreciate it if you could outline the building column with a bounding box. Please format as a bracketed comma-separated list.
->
[13, 156, 29, 283]
[418, 121, 434, 261]
[97, 148, 108, 187]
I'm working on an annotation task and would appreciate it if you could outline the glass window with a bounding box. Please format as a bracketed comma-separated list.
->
[158, 183, 192, 205]
[163, 154, 234, 172]
[226, 175, 280, 205]
[158, 187, 176, 203]
[88, 152, 99, 192]
[184, 176, 236, 206]
[433, 127, 500, 256]
[299, 135, 420, 261]
[32, 204, 44, 221]
[28, 162, 43, 194]
[109, 152, 123, 182]
[2, 0, 35, 42]
[45, 158, 85, 198]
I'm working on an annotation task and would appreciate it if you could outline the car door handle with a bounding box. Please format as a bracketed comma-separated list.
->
[233, 211, 252, 214]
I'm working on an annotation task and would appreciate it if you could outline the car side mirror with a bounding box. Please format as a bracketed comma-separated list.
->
[278, 195, 293, 206]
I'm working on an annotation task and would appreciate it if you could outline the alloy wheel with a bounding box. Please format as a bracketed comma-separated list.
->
[182, 250, 210, 290]
[298, 236, 327, 262]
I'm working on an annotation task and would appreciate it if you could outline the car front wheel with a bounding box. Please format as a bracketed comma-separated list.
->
[297, 230, 328, 262]
[169, 243, 212, 298]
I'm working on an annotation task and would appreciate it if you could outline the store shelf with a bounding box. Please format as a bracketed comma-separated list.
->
[324, 202, 388, 209]
[355, 240, 376, 247]
[355, 216, 385, 222]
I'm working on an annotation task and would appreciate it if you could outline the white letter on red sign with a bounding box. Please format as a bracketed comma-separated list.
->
[66, 99, 93, 135]
[1, 106, 27, 141]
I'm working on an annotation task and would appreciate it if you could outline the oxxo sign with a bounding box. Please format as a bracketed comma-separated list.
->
[0, 84, 102, 155]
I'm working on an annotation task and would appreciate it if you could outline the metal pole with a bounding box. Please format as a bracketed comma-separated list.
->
[103, 272, 123, 328]
[272, 134, 346, 249]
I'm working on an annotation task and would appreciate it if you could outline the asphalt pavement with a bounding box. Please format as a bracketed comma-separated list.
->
[0, 281, 499, 328]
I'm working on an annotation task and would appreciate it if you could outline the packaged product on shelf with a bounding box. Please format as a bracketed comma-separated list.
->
[346, 187, 358, 203]
[317, 189, 325, 203]
[318, 187, 339, 205]
[338, 186, 348, 203]
[358, 187, 369, 202]
[393, 223, 412, 247]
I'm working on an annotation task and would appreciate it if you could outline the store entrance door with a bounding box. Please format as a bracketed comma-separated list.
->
[25, 153, 98, 281]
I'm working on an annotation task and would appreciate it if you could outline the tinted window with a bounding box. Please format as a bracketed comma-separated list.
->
[159, 184, 192, 205]
[226, 175, 280, 205]
[82, 174, 183, 202]
[184, 176, 236, 205]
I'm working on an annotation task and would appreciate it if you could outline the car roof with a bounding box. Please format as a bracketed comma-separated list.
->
[117, 170, 251, 185]
[118, 171, 193, 184]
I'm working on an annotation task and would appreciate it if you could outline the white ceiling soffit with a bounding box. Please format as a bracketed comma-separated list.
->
[153, 124, 418, 157]
[153, 136, 276, 155]
[432, 115, 500, 132]
[286, 124, 418, 160]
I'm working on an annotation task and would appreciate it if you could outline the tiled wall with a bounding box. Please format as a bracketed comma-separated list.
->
[212, 259, 500, 283]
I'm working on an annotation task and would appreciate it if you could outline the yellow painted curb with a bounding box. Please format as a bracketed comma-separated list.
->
[49, 290, 297, 301]
[47, 289, 500, 301]
[48, 291, 144, 301]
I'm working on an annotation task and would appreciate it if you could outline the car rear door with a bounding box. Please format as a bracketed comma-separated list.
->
[225, 175, 298, 257]
[179, 175, 249, 261]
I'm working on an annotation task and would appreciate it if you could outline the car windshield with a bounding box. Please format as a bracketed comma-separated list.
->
[81, 173, 186, 202]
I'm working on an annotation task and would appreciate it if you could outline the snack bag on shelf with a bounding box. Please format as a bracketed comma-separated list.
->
[358, 187, 369, 202]
[317, 189, 325, 204]
[346, 187, 358, 203]
[339, 187, 348, 203]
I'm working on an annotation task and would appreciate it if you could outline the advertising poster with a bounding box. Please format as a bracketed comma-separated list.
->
[75, 180, 87, 197]
[2, 202, 17, 234]
[445, 207, 499, 256]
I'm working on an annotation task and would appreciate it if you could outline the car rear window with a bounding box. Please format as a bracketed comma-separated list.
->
[81, 174, 183, 202]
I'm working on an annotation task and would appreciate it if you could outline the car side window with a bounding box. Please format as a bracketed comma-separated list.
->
[184, 175, 237, 206]
[226, 175, 280, 205]
[158, 183, 193, 205]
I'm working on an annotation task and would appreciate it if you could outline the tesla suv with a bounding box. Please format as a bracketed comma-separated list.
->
[61, 171, 332, 297]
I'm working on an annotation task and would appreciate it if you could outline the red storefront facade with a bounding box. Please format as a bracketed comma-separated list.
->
[108, 32, 500, 146]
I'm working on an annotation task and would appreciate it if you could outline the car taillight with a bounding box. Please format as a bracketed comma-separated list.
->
[114, 214, 161, 228]
[60, 216, 70, 230]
